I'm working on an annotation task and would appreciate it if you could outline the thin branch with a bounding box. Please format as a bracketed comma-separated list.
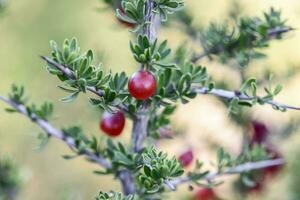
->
[132, 105, 150, 152]
[117, 169, 136, 195]
[40, 56, 130, 114]
[0, 95, 112, 169]
[191, 26, 295, 63]
[192, 86, 300, 111]
[168, 158, 285, 188]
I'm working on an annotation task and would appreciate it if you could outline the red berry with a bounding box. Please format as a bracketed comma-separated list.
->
[100, 111, 125, 137]
[194, 188, 217, 200]
[250, 121, 268, 145]
[178, 149, 194, 167]
[128, 70, 156, 100]
[263, 145, 284, 176]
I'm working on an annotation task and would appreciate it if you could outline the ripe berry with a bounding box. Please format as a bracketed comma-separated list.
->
[128, 70, 156, 100]
[100, 111, 125, 137]
[194, 188, 217, 200]
[178, 149, 194, 167]
[263, 145, 283, 176]
[250, 121, 268, 145]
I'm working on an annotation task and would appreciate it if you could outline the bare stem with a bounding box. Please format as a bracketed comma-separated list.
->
[167, 158, 285, 188]
[117, 170, 136, 196]
[132, 107, 150, 152]
[0, 95, 112, 169]
[192, 86, 300, 111]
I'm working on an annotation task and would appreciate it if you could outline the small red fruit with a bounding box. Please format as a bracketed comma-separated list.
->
[250, 121, 268, 145]
[128, 70, 156, 100]
[178, 149, 194, 167]
[194, 188, 217, 200]
[100, 111, 125, 137]
[263, 145, 284, 176]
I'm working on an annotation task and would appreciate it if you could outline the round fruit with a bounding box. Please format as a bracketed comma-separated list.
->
[194, 188, 217, 200]
[128, 70, 156, 100]
[263, 145, 283, 176]
[250, 121, 268, 145]
[100, 111, 125, 137]
[178, 149, 194, 167]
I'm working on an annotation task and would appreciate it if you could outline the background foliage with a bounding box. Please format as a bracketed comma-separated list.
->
[1, 0, 300, 199]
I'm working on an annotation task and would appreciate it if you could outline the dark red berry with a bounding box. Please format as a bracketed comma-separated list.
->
[100, 111, 125, 137]
[263, 145, 284, 176]
[250, 121, 268, 145]
[194, 188, 217, 200]
[128, 70, 156, 100]
[178, 149, 194, 167]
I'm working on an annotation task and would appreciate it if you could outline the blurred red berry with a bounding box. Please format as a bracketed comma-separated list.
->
[100, 111, 125, 137]
[128, 70, 157, 100]
[263, 145, 284, 176]
[178, 149, 194, 167]
[250, 121, 268, 145]
[194, 188, 217, 200]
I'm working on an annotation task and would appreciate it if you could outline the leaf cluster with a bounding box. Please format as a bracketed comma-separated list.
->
[6, 85, 54, 120]
[100, 141, 184, 194]
[154, 62, 211, 104]
[228, 76, 285, 114]
[47, 38, 129, 111]
[199, 8, 290, 66]
[153, 0, 184, 21]
[217, 144, 269, 171]
[116, 0, 184, 32]
[130, 35, 171, 68]
[95, 191, 134, 200]
[138, 147, 183, 193]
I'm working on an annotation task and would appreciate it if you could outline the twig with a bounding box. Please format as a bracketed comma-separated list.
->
[168, 158, 285, 188]
[191, 26, 294, 63]
[192, 86, 300, 111]
[40, 56, 130, 114]
[0, 95, 112, 169]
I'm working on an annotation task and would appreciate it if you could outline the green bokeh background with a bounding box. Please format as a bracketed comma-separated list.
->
[1, 0, 300, 199]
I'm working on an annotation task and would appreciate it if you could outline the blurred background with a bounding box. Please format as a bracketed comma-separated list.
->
[0, 0, 300, 199]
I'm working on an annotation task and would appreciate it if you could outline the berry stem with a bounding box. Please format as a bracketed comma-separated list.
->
[120, 0, 159, 195]
[131, 0, 158, 153]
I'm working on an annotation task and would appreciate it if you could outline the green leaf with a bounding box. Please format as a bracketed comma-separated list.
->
[60, 91, 80, 103]
[274, 84, 283, 95]
[62, 154, 78, 160]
